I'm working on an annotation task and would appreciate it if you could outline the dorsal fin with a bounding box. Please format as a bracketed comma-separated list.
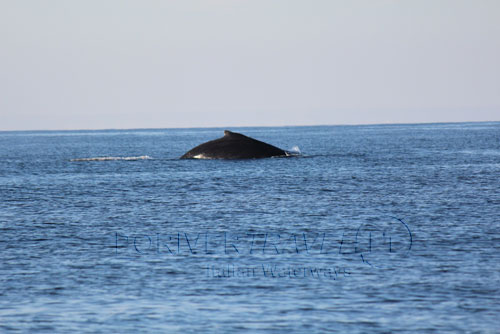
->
[223, 130, 246, 137]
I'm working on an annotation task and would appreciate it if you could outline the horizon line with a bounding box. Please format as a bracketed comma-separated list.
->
[1, 120, 498, 133]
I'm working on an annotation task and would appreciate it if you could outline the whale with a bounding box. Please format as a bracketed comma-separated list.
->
[180, 130, 288, 160]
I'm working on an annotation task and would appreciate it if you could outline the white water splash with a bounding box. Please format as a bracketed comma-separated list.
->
[284, 146, 301, 157]
[192, 154, 211, 159]
[70, 155, 152, 162]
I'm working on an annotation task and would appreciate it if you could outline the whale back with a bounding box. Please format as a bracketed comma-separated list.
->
[180, 130, 286, 159]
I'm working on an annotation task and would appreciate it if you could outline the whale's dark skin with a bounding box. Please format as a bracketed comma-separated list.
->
[180, 130, 288, 160]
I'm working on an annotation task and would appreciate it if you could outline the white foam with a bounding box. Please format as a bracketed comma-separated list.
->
[70, 155, 152, 162]
[192, 154, 210, 159]
[285, 146, 301, 156]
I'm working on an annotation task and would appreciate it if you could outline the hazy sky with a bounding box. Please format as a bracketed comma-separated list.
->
[1, 0, 499, 130]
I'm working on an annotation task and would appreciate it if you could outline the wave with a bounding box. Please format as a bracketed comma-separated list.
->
[70, 155, 152, 162]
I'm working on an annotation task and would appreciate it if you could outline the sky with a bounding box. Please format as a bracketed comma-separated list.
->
[1, 0, 499, 131]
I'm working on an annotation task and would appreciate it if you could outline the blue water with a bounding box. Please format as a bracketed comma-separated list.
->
[1, 123, 499, 333]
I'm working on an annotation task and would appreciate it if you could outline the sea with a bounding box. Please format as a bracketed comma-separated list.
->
[0, 122, 499, 333]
